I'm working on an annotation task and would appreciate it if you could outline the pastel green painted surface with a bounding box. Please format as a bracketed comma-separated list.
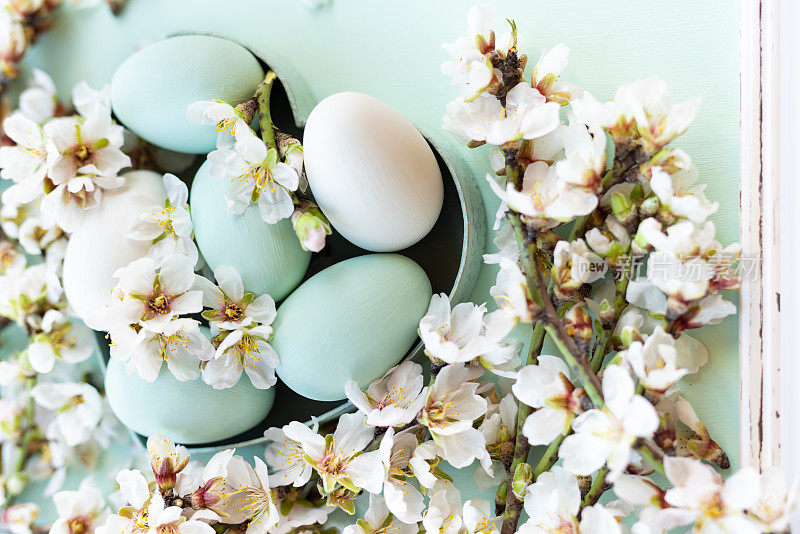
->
[274, 254, 432, 401]
[105, 357, 275, 444]
[20, 0, 741, 500]
[191, 160, 311, 300]
[110, 35, 264, 154]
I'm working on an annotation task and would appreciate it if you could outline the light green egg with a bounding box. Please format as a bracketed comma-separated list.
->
[105, 357, 275, 444]
[191, 160, 311, 300]
[110, 35, 264, 154]
[274, 254, 432, 402]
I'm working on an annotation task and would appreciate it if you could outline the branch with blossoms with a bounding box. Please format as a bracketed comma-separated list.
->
[0, 73, 138, 516]
[187, 70, 332, 252]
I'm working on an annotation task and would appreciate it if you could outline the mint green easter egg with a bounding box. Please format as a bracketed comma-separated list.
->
[110, 35, 264, 154]
[273, 254, 432, 401]
[191, 160, 311, 300]
[105, 357, 275, 444]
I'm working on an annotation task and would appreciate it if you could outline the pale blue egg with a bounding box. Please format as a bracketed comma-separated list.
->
[110, 35, 264, 154]
[273, 254, 432, 401]
[191, 160, 311, 300]
[105, 357, 275, 444]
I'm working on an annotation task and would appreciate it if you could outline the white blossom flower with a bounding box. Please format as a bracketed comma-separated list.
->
[207, 132, 299, 223]
[194, 265, 277, 331]
[127, 319, 211, 382]
[626, 277, 667, 315]
[559, 365, 658, 480]
[18, 70, 56, 124]
[482, 223, 518, 265]
[579, 504, 626, 534]
[201, 323, 278, 390]
[270, 503, 330, 534]
[530, 44, 574, 104]
[551, 238, 607, 297]
[146, 493, 216, 534]
[463, 498, 498, 534]
[343, 494, 417, 534]
[126, 173, 198, 266]
[27, 309, 92, 374]
[0, 263, 48, 323]
[662, 457, 761, 534]
[611, 77, 700, 153]
[31, 382, 103, 447]
[441, 5, 496, 100]
[263, 421, 317, 487]
[512, 355, 577, 446]
[489, 258, 531, 324]
[95, 469, 150, 534]
[285, 412, 383, 493]
[0, 503, 39, 534]
[418, 293, 491, 364]
[50, 478, 108, 534]
[621, 326, 689, 393]
[422, 482, 464, 534]
[72, 81, 111, 119]
[184, 449, 274, 525]
[614, 474, 696, 534]
[554, 108, 607, 191]
[186, 100, 251, 148]
[409, 440, 446, 489]
[147, 435, 189, 492]
[0, 112, 48, 202]
[443, 83, 561, 146]
[748, 468, 799, 533]
[418, 364, 489, 469]
[586, 216, 630, 258]
[238, 457, 280, 533]
[345, 360, 427, 427]
[681, 293, 737, 329]
[649, 166, 718, 224]
[375, 428, 425, 524]
[519, 466, 581, 534]
[43, 107, 129, 186]
[16, 210, 61, 256]
[0, 9, 26, 65]
[519, 467, 625, 534]
[479, 392, 517, 459]
[487, 162, 598, 229]
[0, 398, 25, 442]
[0, 240, 24, 276]
[480, 310, 522, 376]
[109, 255, 202, 334]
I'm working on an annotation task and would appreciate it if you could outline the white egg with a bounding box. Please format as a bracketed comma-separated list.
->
[62, 170, 166, 330]
[303, 92, 444, 252]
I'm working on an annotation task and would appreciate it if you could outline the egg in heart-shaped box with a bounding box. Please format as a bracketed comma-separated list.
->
[85, 34, 485, 447]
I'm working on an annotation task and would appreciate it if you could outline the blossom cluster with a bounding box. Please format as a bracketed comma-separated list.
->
[187, 93, 331, 252]
[0, 75, 122, 507]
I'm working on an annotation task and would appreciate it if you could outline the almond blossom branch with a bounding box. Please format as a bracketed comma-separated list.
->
[589, 273, 630, 372]
[500, 322, 544, 531]
[255, 71, 279, 151]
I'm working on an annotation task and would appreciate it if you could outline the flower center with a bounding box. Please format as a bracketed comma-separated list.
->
[68, 517, 89, 534]
[147, 293, 171, 317]
[702, 495, 725, 520]
[224, 303, 245, 321]
[252, 165, 276, 194]
[157, 206, 177, 238]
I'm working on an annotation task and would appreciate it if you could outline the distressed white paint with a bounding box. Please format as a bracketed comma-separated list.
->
[740, 0, 783, 472]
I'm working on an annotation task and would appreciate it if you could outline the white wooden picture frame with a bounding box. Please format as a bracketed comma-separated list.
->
[740, 0, 787, 472]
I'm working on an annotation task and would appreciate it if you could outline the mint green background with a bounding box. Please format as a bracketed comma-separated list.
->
[17, 0, 740, 515]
